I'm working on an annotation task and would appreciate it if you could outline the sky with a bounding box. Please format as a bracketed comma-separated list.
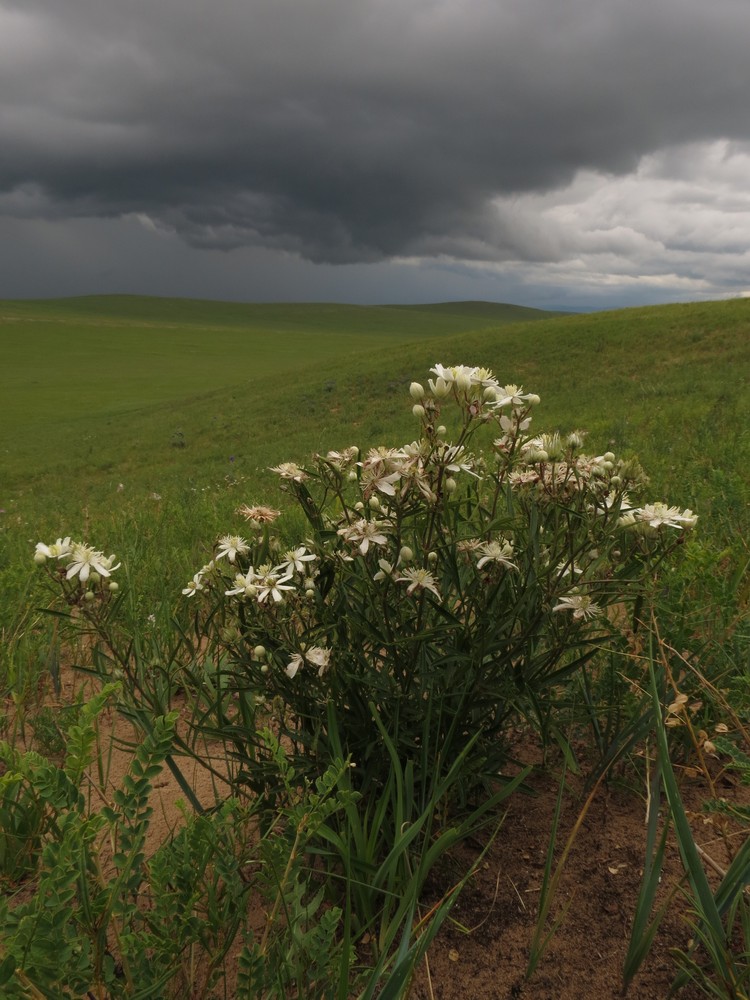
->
[2, 0, 750, 310]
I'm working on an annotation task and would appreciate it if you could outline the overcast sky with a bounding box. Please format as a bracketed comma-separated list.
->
[2, 0, 750, 310]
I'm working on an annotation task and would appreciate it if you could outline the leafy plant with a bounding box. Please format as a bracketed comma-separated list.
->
[623, 624, 750, 1000]
[26, 360, 704, 997]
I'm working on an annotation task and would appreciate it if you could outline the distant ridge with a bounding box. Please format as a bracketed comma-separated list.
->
[385, 300, 569, 320]
[2, 294, 565, 323]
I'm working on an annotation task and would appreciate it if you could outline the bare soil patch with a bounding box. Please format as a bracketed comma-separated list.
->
[11, 662, 745, 999]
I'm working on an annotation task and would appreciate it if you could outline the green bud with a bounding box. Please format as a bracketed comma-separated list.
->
[108, 581, 119, 592]
[83, 591, 96, 603]
[33, 551, 47, 565]
[412, 404, 426, 419]
[253, 645, 266, 660]
[399, 546, 413, 562]
[409, 381, 425, 400]
[444, 477, 457, 493]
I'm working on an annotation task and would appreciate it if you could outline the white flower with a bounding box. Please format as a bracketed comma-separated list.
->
[396, 567, 441, 598]
[362, 467, 401, 496]
[275, 545, 317, 576]
[476, 540, 517, 571]
[285, 653, 304, 679]
[215, 535, 250, 563]
[321, 447, 359, 469]
[34, 537, 72, 562]
[498, 413, 532, 434]
[337, 518, 390, 555]
[285, 646, 331, 678]
[65, 543, 120, 583]
[555, 560, 584, 579]
[373, 558, 395, 581]
[255, 566, 295, 604]
[493, 384, 536, 409]
[236, 504, 281, 524]
[553, 594, 601, 621]
[635, 503, 698, 531]
[429, 363, 458, 387]
[183, 572, 206, 597]
[269, 462, 308, 482]
[305, 646, 331, 677]
[225, 568, 259, 598]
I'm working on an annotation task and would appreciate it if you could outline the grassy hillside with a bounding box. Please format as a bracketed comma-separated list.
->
[1, 294, 748, 596]
[3, 296, 749, 1000]
[0, 296, 556, 463]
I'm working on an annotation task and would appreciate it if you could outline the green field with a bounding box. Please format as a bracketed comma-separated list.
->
[1, 291, 747, 632]
[2, 294, 748, 518]
[2, 294, 749, 997]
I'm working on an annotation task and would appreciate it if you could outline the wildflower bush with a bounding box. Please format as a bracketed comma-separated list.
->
[27, 362, 702, 987]
[171, 364, 696, 804]
[31, 363, 699, 809]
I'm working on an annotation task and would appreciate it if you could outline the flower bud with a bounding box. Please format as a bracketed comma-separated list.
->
[527, 394, 541, 406]
[455, 372, 471, 392]
[305, 587, 316, 599]
[260, 664, 269, 674]
[432, 377, 450, 398]
[567, 431, 584, 450]
[427, 551, 438, 564]
[369, 495, 380, 510]
[33, 551, 47, 565]
[399, 546, 413, 562]
[604, 452, 616, 463]
[444, 477, 457, 493]
[89, 572, 101, 585]
[412, 404, 426, 420]
[108, 581, 119, 592]
[409, 381, 425, 400]
[83, 590, 96, 603]
[348, 470, 358, 481]
[436, 425, 447, 437]
[253, 645, 266, 660]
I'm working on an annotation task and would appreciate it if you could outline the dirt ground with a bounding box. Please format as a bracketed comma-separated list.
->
[17, 664, 746, 1000]
[410, 761, 718, 1000]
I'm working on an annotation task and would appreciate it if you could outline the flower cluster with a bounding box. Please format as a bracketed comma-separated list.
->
[618, 502, 698, 534]
[34, 537, 121, 599]
[32, 362, 699, 803]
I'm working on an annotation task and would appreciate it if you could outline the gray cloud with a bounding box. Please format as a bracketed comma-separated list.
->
[2, 0, 750, 302]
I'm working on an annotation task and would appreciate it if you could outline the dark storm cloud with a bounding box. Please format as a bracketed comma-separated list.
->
[2, 0, 750, 269]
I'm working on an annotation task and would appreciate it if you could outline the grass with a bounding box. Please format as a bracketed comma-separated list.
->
[2, 295, 749, 654]
[2, 293, 749, 997]
[3, 295, 748, 533]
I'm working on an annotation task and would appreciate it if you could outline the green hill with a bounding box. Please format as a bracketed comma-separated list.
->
[2, 295, 748, 545]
